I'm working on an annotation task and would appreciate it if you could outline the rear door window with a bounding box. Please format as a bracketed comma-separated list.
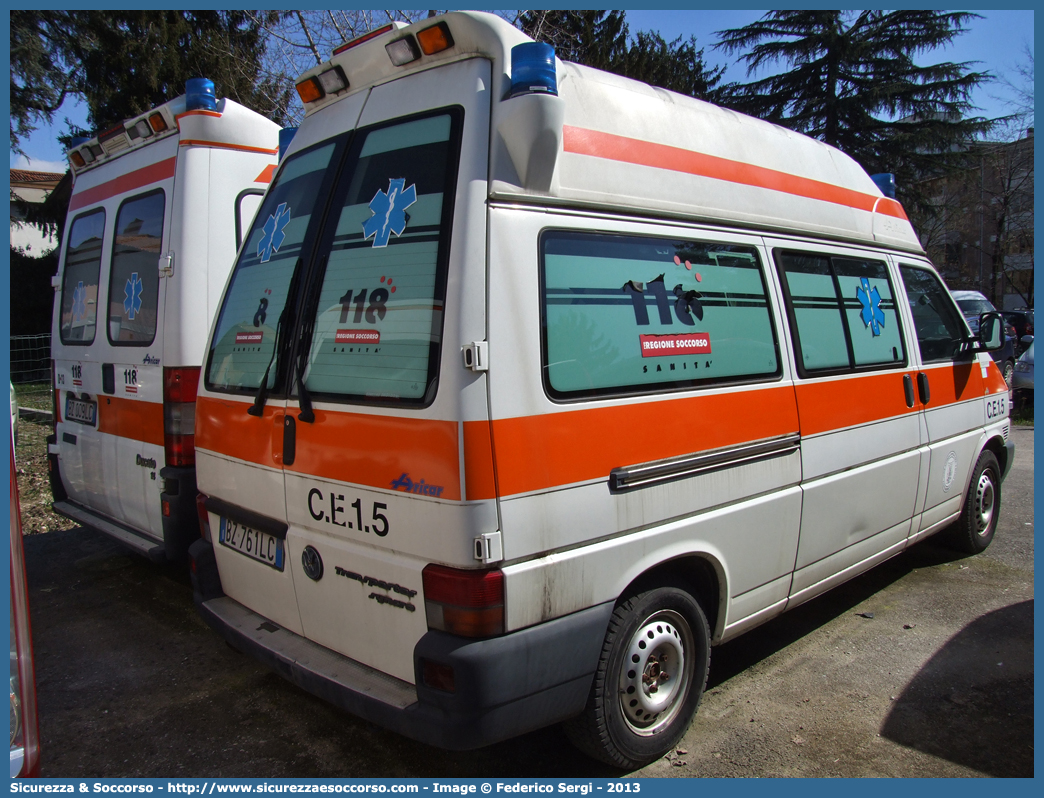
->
[541, 231, 780, 399]
[300, 110, 461, 405]
[59, 209, 106, 345]
[206, 141, 341, 393]
[107, 190, 164, 345]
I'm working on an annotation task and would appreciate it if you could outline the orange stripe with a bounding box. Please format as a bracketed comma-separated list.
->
[69, 157, 176, 211]
[794, 372, 920, 437]
[96, 396, 164, 447]
[196, 397, 462, 500]
[289, 411, 461, 501]
[175, 110, 222, 122]
[195, 397, 283, 469]
[563, 126, 910, 222]
[254, 164, 277, 183]
[489, 386, 799, 498]
[463, 420, 497, 501]
[923, 362, 987, 406]
[179, 139, 278, 155]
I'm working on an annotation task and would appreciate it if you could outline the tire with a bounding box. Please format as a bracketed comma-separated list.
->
[1002, 359, 1015, 389]
[564, 584, 710, 769]
[946, 450, 1002, 554]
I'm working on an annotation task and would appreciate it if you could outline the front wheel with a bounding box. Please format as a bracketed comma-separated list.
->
[564, 585, 710, 769]
[946, 450, 1002, 554]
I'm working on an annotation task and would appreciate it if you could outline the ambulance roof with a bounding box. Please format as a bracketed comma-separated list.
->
[298, 11, 923, 254]
[65, 94, 279, 179]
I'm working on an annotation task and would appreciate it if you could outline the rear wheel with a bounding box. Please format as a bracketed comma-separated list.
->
[946, 450, 1001, 554]
[564, 584, 710, 769]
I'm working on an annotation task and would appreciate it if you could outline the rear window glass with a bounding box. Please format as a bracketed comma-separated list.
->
[777, 251, 905, 374]
[206, 142, 338, 392]
[541, 231, 780, 399]
[107, 190, 164, 345]
[301, 112, 459, 404]
[59, 209, 106, 344]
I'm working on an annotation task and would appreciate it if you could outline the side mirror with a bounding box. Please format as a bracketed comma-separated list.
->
[978, 311, 1004, 351]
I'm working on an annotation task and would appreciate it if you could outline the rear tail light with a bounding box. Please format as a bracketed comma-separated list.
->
[10, 441, 41, 777]
[196, 493, 211, 542]
[51, 360, 60, 427]
[163, 367, 200, 467]
[422, 564, 504, 638]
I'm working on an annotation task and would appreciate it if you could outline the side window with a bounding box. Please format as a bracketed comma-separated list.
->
[59, 209, 106, 344]
[541, 231, 780, 399]
[898, 264, 967, 362]
[777, 251, 905, 375]
[107, 190, 165, 345]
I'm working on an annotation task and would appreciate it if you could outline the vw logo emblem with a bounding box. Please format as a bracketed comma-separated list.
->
[301, 545, 324, 581]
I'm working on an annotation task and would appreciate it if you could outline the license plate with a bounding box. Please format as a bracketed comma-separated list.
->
[219, 517, 285, 571]
[65, 395, 97, 427]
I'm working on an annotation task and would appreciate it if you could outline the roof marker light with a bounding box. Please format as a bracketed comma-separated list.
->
[417, 22, 453, 55]
[333, 23, 396, 55]
[296, 77, 324, 105]
[149, 113, 168, 133]
[186, 77, 217, 112]
[135, 120, 153, 139]
[99, 124, 125, 143]
[80, 148, 95, 164]
[386, 35, 421, 66]
[509, 42, 557, 98]
[69, 151, 86, 168]
[317, 66, 348, 95]
[88, 144, 103, 158]
[871, 173, 896, 199]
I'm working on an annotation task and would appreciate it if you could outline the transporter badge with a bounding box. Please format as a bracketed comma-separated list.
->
[301, 545, 324, 581]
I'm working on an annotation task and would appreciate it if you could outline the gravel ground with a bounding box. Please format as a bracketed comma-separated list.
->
[13, 416, 76, 536]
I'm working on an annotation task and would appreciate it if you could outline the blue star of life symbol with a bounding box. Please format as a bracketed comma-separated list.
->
[857, 277, 886, 337]
[71, 281, 87, 322]
[257, 202, 291, 263]
[362, 178, 417, 248]
[124, 272, 144, 320]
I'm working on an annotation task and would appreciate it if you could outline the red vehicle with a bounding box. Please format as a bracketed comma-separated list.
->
[10, 434, 41, 777]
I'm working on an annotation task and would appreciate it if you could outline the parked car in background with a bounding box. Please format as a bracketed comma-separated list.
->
[1012, 340, 1034, 413]
[1003, 309, 1034, 356]
[10, 432, 41, 777]
[951, 290, 1017, 387]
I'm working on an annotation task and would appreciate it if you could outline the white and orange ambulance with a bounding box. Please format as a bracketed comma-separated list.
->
[189, 13, 1013, 767]
[49, 79, 281, 562]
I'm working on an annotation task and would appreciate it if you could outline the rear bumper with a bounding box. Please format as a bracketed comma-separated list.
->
[189, 540, 612, 749]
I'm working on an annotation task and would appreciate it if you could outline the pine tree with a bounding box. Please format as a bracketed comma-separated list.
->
[715, 11, 993, 199]
[520, 10, 723, 102]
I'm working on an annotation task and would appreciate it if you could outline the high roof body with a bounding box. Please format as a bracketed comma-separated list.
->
[295, 10, 923, 253]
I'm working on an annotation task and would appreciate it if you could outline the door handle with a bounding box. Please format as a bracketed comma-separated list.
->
[282, 414, 296, 466]
[917, 372, 930, 405]
[903, 374, 915, 408]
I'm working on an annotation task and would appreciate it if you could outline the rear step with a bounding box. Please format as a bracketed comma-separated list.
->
[52, 500, 167, 562]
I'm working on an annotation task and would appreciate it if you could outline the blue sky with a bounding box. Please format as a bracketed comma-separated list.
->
[11, 8, 1034, 173]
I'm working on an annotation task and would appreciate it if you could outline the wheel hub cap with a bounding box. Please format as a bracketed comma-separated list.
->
[974, 471, 995, 535]
[619, 610, 693, 735]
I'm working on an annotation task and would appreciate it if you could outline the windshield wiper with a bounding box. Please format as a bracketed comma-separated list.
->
[248, 258, 301, 417]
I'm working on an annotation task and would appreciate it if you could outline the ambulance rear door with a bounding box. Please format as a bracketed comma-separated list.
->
[54, 138, 177, 541]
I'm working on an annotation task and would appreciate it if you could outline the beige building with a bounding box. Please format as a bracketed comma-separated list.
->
[10, 168, 63, 256]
